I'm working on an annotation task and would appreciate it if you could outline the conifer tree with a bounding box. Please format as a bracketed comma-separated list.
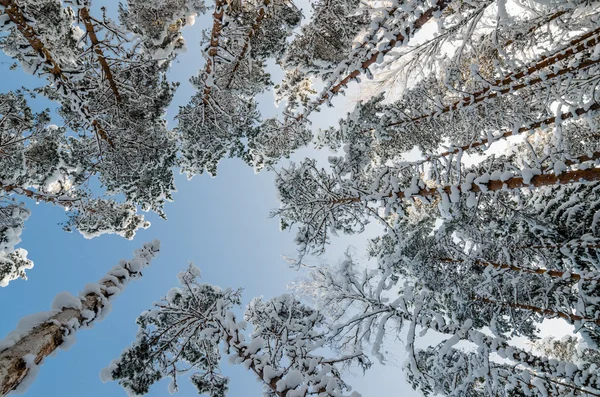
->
[294, 253, 600, 396]
[0, 240, 160, 395]
[0, 0, 202, 285]
[104, 264, 367, 396]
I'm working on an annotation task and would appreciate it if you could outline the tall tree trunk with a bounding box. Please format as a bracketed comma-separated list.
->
[473, 295, 600, 326]
[79, 7, 122, 105]
[0, 0, 65, 81]
[379, 27, 600, 131]
[439, 257, 594, 281]
[0, 0, 113, 147]
[201, 0, 225, 104]
[0, 241, 160, 396]
[225, 0, 271, 89]
[334, 167, 600, 205]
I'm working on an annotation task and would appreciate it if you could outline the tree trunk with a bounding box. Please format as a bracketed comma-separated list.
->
[225, 0, 271, 89]
[334, 167, 600, 205]
[473, 295, 600, 326]
[381, 27, 600, 130]
[0, 0, 112, 147]
[439, 257, 592, 281]
[79, 7, 122, 104]
[201, 0, 225, 103]
[0, 241, 160, 396]
[0, 0, 64, 80]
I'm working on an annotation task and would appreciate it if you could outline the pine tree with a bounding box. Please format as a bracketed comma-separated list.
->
[104, 264, 368, 396]
[293, 253, 600, 396]
[177, 0, 302, 176]
[0, 1, 198, 285]
[0, 240, 160, 395]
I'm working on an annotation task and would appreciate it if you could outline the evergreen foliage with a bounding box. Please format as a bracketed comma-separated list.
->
[2, 0, 600, 395]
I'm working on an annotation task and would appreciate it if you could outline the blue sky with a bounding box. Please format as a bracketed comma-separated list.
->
[0, 3, 418, 397]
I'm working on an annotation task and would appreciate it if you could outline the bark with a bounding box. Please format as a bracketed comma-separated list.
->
[295, 0, 452, 123]
[225, 0, 270, 89]
[474, 296, 600, 326]
[0, 0, 64, 80]
[201, 0, 225, 104]
[79, 7, 122, 104]
[0, 242, 160, 396]
[439, 257, 592, 281]
[0, 0, 113, 147]
[333, 167, 600, 205]
[522, 243, 600, 250]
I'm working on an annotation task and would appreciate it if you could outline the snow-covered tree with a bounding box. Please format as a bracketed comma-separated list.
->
[294, 253, 600, 396]
[0, 240, 160, 395]
[0, 89, 155, 285]
[104, 264, 367, 396]
[0, 1, 198, 285]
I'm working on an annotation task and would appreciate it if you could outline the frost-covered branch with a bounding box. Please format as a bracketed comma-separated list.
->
[474, 296, 600, 327]
[224, 0, 270, 90]
[376, 26, 600, 132]
[200, 0, 225, 103]
[294, 0, 453, 124]
[439, 257, 597, 282]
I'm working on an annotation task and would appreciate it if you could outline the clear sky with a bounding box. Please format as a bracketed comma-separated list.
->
[0, 3, 418, 397]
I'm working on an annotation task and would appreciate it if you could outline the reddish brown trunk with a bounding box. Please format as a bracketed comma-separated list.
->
[0, 0, 63, 79]
[439, 258, 588, 281]
[0, 0, 113, 147]
[381, 27, 600, 131]
[225, 0, 271, 89]
[79, 7, 122, 104]
[333, 167, 600, 205]
[518, 242, 600, 250]
[201, 0, 225, 103]
[474, 296, 600, 326]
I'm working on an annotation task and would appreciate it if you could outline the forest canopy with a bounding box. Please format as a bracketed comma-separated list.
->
[1, 0, 600, 396]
